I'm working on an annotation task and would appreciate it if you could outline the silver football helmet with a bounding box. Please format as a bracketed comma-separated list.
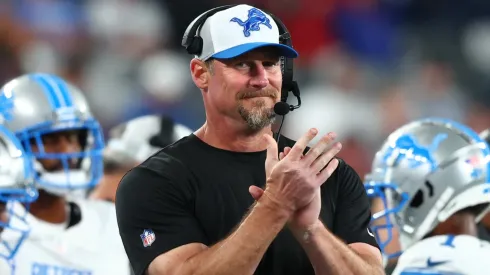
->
[104, 115, 192, 168]
[0, 73, 104, 196]
[0, 124, 37, 260]
[365, 118, 490, 257]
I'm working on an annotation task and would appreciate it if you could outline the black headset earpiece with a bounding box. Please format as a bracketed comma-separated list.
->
[182, 5, 236, 56]
[267, 13, 301, 112]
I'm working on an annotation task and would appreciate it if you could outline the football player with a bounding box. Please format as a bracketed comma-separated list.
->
[89, 114, 193, 202]
[0, 73, 131, 274]
[365, 118, 490, 275]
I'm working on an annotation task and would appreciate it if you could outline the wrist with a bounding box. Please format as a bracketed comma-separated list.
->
[290, 219, 323, 243]
[257, 190, 293, 221]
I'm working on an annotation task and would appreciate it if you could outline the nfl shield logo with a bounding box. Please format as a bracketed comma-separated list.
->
[140, 229, 156, 247]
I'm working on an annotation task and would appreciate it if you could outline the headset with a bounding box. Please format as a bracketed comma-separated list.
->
[181, 4, 302, 123]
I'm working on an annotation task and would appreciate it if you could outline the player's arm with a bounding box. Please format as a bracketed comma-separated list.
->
[116, 162, 290, 275]
[290, 161, 384, 275]
[148, 196, 289, 275]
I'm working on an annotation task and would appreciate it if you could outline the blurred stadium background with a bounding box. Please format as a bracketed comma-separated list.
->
[1, 0, 490, 177]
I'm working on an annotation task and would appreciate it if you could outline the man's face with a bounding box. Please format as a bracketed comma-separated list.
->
[205, 47, 283, 131]
[30, 130, 82, 171]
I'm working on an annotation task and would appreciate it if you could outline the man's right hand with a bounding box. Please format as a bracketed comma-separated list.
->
[260, 128, 341, 215]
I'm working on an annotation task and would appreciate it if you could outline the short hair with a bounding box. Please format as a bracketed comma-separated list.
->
[205, 59, 214, 75]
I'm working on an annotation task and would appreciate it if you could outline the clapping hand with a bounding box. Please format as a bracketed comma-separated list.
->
[251, 129, 342, 230]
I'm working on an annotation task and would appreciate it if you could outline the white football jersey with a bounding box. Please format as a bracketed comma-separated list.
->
[393, 235, 490, 275]
[0, 199, 130, 275]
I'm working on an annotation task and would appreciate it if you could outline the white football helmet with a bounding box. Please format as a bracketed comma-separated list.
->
[104, 114, 192, 168]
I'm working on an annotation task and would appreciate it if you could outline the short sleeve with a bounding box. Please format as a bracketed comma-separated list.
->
[115, 157, 207, 275]
[332, 160, 379, 249]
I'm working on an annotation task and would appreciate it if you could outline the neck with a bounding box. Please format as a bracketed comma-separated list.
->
[431, 213, 478, 237]
[195, 119, 274, 152]
[28, 190, 67, 224]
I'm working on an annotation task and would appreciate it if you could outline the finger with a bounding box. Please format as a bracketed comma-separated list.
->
[317, 158, 340, 185]
[263, 134, 279, 162]
[310, 141, 342, 173]
[303, 132, 337, 166]
[279, 147, 291, 160]
[287, 128, 318, 160]
[249, 185, 264, 200]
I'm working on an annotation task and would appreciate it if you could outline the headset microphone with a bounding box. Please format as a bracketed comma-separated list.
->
[274, 102, 290, 116]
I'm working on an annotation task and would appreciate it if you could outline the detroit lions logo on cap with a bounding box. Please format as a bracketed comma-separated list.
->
[230, 8, 273, 37]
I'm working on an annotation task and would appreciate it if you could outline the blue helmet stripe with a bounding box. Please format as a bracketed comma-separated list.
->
[29, 74, 61, 108]
[37, 74, 67, 107]
[48, 74, 73, 107]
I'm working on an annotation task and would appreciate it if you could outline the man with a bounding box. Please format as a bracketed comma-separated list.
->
[90, 114, 193, 202]
[116, 4, 382, 275]
[365, 118, 490, 274]
[0, 124, 38, 263]
[0, 73, 131, 274]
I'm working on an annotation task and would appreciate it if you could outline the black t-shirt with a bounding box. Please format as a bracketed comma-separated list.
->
[116, 134, 379, 275]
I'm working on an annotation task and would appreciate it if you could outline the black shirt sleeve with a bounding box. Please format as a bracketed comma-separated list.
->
[115, 155, 207, 275]
[332, 160, 380, 250]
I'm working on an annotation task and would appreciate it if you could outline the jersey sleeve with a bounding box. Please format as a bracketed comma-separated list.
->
[115, 156, 207, 275]
[332, 160, 379, 249]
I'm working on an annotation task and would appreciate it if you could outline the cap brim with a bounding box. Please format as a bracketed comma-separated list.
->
[211, 42, 299, 59]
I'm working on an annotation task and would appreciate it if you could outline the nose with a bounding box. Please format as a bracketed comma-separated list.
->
[56, 135, 79, 153]
[249, 63, 269, 89]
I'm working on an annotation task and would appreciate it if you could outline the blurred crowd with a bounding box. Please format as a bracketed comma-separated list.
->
[1, 0, 490, 177]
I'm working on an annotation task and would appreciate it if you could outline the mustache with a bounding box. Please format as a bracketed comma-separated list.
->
[237, 89, 279, 100]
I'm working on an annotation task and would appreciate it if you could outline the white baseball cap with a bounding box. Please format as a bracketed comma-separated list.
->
[195, 4, 299, 61]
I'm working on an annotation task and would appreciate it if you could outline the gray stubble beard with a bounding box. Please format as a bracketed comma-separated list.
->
[237, 99, 276, 131]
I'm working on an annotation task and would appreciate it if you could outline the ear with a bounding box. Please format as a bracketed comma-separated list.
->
[190, 58, 210, 90]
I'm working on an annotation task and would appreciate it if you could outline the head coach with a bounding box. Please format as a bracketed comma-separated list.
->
[115, 4, 382, 275]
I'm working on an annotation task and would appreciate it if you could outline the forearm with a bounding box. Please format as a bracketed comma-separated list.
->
[180, 196, 290, 275]
[292, 221, 384, 275]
